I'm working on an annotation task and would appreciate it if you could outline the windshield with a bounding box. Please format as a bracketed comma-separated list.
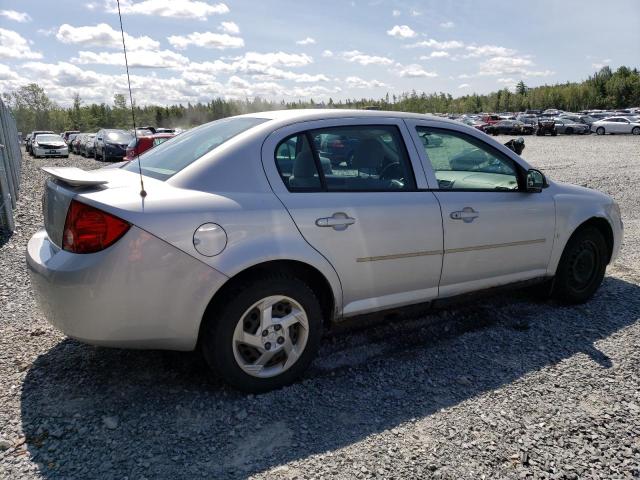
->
[105, 131, 133, 143]
[35, 134, 62, 142]
[122, 116, 268, 181]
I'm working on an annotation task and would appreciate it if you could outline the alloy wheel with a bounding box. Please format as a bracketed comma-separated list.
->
[232, 295, 309, 378]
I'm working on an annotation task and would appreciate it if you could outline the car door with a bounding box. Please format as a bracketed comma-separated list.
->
[618, 118, 631, 133]
[405, 119, 555, 298]
[262, 118, 444, 317]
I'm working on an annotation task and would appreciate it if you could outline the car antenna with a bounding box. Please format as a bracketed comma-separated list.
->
[116, 0, 146, 198]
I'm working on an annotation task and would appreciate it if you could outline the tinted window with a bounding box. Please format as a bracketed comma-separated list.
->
[275, 125, 416, 192]
[416, 127, 520, 191]
[123, 117, 268, 181]
[275, 134, 322, 190]
[153, 137, 171, 146]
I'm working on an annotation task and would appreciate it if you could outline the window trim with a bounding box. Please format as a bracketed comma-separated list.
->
[274, 124, 419, 193]
[414, 125, 527, 192]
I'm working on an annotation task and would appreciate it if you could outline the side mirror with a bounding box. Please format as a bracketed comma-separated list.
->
[526, 169, 546, 193]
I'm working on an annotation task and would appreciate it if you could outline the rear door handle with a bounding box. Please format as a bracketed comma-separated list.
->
[316, 212, 356, 231]
[450, 207, 479, 223]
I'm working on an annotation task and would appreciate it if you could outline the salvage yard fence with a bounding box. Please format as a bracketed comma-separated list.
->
[0, 98, 21, 233]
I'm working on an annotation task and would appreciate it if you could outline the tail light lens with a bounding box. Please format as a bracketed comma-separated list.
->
[62, 200, 130, 253]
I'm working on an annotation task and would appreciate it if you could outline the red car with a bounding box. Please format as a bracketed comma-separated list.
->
[125, 133, 175, 160]
[480, 114, 501, 125]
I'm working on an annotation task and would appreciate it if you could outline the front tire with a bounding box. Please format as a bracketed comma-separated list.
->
[632, 127, 640, 135]
[200, 275, 323, 393]
[552, 226, 608, 304]
[596, 127, 605, 135]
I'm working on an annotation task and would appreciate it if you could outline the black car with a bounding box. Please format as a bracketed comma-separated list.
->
[94, 129, 134, 161]
[484, 120, 535, 136]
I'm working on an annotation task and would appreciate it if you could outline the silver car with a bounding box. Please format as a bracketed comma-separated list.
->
[27, 110, 623, 392]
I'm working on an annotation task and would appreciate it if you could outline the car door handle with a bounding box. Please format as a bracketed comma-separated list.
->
[450, 207, 479, 223]
[316, 212, 356, 230]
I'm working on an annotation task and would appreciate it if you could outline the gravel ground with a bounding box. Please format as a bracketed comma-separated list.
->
[1, 135, 639, 479]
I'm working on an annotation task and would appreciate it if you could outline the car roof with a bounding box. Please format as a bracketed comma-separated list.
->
[233, 108, 466, 130]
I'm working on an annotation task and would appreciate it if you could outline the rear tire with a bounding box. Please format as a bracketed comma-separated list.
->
[596, 127, 605, 135]
[565, 128, 573, 135]
[552, 226, 608, 304]
[200, 275, 323, 393]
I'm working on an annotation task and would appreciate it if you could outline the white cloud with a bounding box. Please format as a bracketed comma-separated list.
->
[219, 21, 239, 34]
[296, 37, 316, 45]
[72, 49, 190, 69]
[241, 51, 313, 67]
[184, 51, 318, 83]
[592, 59, 611, 69]
[458, 83, 470, 88]
[107, 0, 229, 20]
[497, 78, 515, 84]
[410, 9, 422, 16]
[440, 21, 454, 28]
[345, 76, 387, 89]
[56, 24, 160, 51]
[167, 31, 244, 50]
[322, 49, 334, 57]
[465, 44, 516, 58]
[342, 50, 393, 66]
[392, 9, 401, 16]
[406, 38, 464, 49]
[387, 25, 417, 39]
[0, 64, 21, 81]
[22, 61, 104, 87]
[420, 51, 449, 59]
[0, 28, 42, 60]
[478, 56, 533, 75]
[477, 56, 555, 78]
[0, 10, 32, 22]
[395, 63, 437, 78]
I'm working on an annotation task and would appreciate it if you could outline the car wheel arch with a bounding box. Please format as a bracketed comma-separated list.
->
[197, 259, 337, 346]
[552, 216, 615, 275]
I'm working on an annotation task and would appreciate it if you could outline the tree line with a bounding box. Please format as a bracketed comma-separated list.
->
[3, 65, 638, 135]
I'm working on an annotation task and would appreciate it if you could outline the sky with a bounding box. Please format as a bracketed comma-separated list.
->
[0, 0, 638, 107]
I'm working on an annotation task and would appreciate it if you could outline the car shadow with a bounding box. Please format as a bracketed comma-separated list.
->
[19, 276, 640, 479]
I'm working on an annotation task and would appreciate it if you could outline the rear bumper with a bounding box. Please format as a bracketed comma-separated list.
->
[26, 226, 228, 350]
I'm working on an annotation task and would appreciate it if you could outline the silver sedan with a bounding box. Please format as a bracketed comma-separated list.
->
[27, 109, 623, 392]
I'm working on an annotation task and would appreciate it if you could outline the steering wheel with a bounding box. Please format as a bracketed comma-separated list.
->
[379, 162, 402, 180]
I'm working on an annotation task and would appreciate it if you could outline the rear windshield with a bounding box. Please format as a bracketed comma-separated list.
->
[35, 134, 62, 142]
[122, 117, 268, 181]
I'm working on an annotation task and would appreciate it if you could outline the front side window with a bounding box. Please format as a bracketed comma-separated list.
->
[416, 127, 520, 191]
[275, 125, 416, 192]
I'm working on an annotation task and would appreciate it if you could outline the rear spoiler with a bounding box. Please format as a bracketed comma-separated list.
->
[41, 167, 108, 187]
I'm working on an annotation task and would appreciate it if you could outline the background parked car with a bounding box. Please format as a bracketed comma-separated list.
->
[552, 118, 591, 135]
[591, 116, 640, 135]
[125, 133, 175, 160]
[536, 119, 557, 136]
[94, 129, 134, 161]
[62, 130, 80, 144]
[71, 133, 85, 154]
[31, 133, 68, 158]
[80, 133, 96, 157]
[26, 130, 54, 155]
[484, 120, 535, 135]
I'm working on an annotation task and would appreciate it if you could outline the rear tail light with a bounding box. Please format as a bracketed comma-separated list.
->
[62, 200, 130, 253]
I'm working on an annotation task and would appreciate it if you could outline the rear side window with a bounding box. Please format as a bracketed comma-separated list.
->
[123, 117, 268, 181]
[275, 125, 416, 192]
